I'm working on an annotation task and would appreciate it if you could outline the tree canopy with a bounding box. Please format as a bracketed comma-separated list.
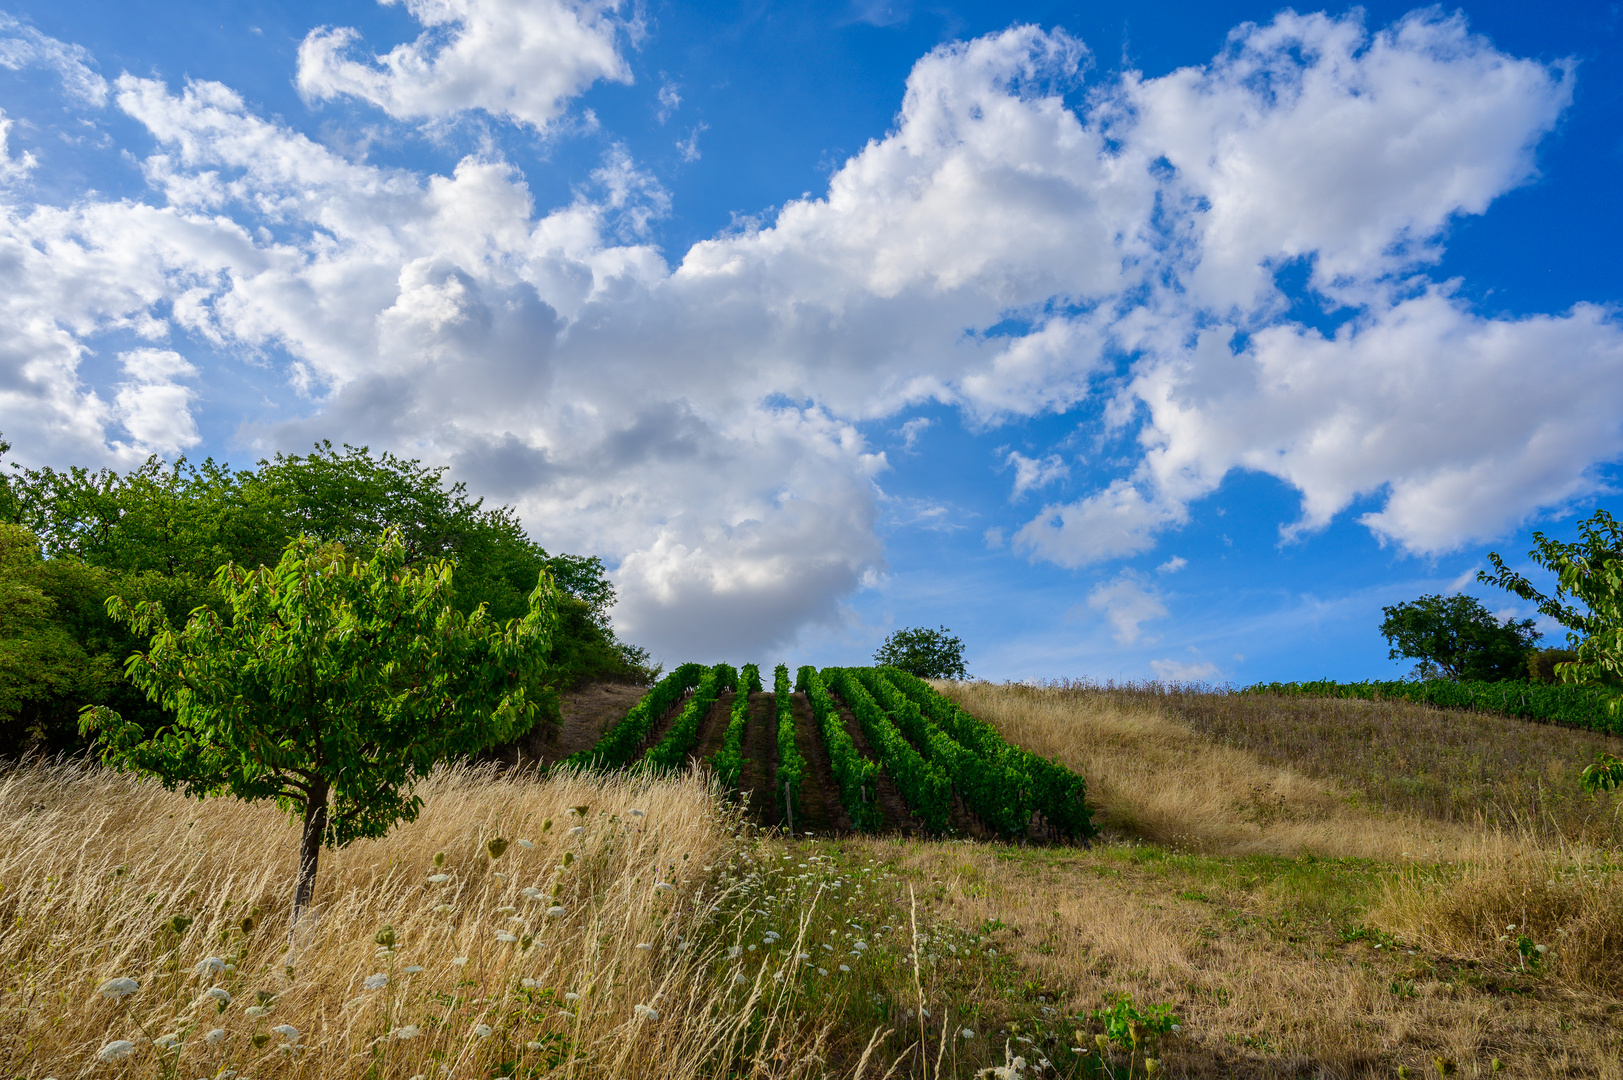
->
[873, 625, 969, 680]
[0, 439, 652, 754]
[1379, 593, 1539, 682]
[81, 533, 558, 918]
[1480, 508, 1623, 696]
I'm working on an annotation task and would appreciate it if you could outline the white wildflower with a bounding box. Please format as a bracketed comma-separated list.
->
[521, 978, 537, 988]
[402, 965, 424, 974]
[653, 881, 673, 893]
[244, 1005, 268, 1018]
[204, 986, 231, 1004]
[567, 826, 586, 838]
[839, 964, 850, 972]
[272, 1024, 299, 1039]
[734, 973, 748, 985]
[546, 906, 567, 918]
[961, 1028, 975, 1039]
[395, 1025, 420, 1040]
[154, 1032, 181, 1051]
[728, 946, 741, 959]
[634, 1003, 659, 1020]
[817, 968, 828, 976]
[204, 1027, 226, 1044]
[97, 1041, 136, 1062]
[365, 973, 389, 990]
[427, 874, 450, 884]
[565, 992, 580, 1002]
[193, 956, 225, 976]
[636, 943, 652, 951]
[517, 839, 534, 849]
[1014, 1056, 1027, 1070]
[473, 1024, 493, 1037]
[629, 809, 646, 817]
[495, 931, 518, 943]
[521, 887, 544, 900]
[97, 977, 139, 999]
[451, 956, 469, 966]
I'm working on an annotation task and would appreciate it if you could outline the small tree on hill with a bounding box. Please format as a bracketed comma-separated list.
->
[874, 625, 969, 680]
[80, 533, 557, 923]
[1379, 593, 1539, 681]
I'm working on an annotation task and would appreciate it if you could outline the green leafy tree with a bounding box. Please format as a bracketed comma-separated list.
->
[874, 625, 969, 680]
[1379, 593, 1539, 681]
[80, 533, 558, 920]
[1, 439, 651, 752]
[1480, 508, 1623, 695]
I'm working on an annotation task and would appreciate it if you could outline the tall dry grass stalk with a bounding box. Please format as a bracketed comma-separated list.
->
[0, 761, 839, 1078]
[938, 681, 1480, 860]
[1373, 843, 1623, 997]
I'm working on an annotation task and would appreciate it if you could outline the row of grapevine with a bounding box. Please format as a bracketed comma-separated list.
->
[563, 662, 706, 769]
[854, 667, 1031, 837]
[710, 663, 762, 788]
[797, 666, 880, 831]
[773, 664, 804, 817]
[882, 668, 1094, 839]
[644, 664, 737, 770]
[824, 667, 952, 832]
[1244, 678, 1623, 736]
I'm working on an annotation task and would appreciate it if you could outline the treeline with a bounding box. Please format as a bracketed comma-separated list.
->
[0, 438, 654, 756]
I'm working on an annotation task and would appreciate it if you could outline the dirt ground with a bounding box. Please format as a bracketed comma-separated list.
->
[485, 682, 649, 767]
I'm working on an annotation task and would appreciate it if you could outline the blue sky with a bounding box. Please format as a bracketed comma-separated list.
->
[1, 0, 1620, 681]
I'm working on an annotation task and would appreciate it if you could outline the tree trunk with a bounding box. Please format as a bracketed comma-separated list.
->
[292, 782, 329, 926]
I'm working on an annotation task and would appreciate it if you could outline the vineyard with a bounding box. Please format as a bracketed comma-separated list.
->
[563, 664, 1096, 843]
[1244, 678, 1623, 735]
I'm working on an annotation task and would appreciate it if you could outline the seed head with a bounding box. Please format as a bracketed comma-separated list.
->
[434, 851, 446, 867]
[487, 838, 509, 859]
[374, 925, 397, 949]
[97, 976, 139, 999]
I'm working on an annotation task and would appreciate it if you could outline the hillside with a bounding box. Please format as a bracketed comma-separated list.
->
[4, 680, 1620, 1078]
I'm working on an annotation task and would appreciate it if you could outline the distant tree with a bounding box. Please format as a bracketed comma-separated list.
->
[1379, 593, 1539, 682]
[874, 625, 969, 680]
[80, 533, 558, 922]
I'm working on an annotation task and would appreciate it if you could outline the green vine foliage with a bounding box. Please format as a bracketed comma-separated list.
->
[643, 664, 736, 771]
[774, 664, 805, 813]
[826, 667, 951, 832]
[565, 663, 706, 769]
[796, 666, 878, 831]
[711, 663, 761, 789]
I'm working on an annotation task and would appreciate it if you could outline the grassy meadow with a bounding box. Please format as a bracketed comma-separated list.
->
[4, 683, 1622, 1078]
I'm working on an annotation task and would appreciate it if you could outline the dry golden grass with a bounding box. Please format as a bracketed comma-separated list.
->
[0, 762, 850, 1079]
[853, 837, 1623, 1080]
[937, 681, 1481, 860]
[1374, 844, 1623, 997]
[913, 681, 1623, 1077]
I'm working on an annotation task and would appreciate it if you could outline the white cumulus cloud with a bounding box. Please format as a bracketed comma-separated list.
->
[297, 0, 631, 131]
